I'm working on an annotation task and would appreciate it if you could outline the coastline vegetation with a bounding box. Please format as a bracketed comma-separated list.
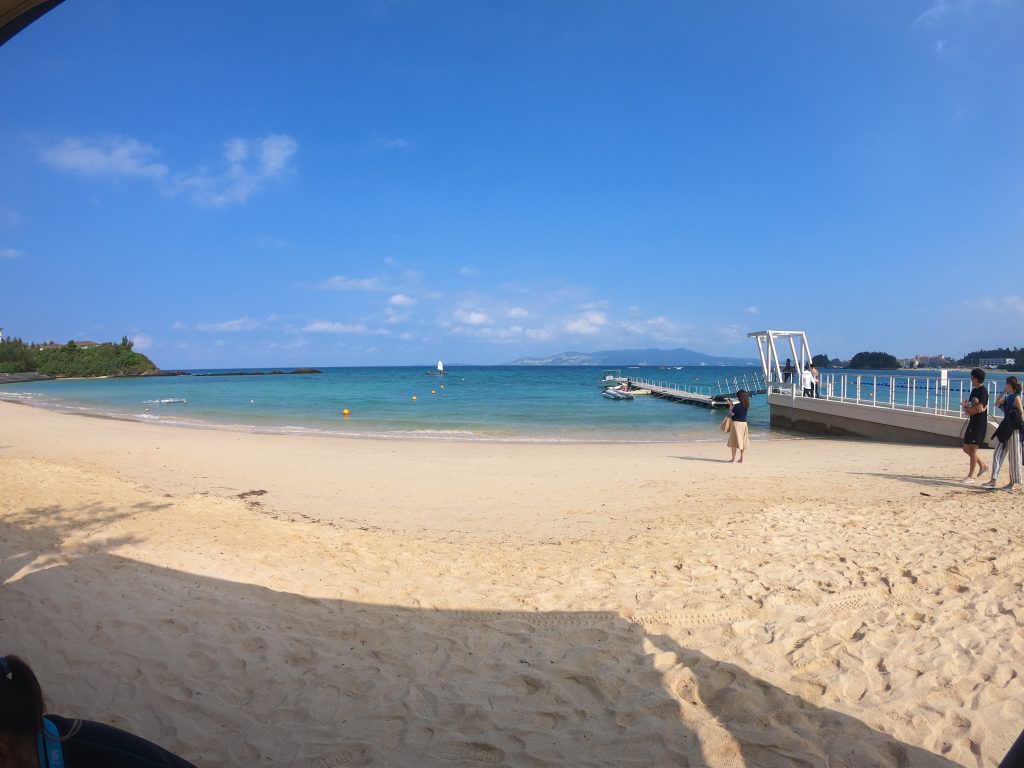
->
[0, 336, 157, 377]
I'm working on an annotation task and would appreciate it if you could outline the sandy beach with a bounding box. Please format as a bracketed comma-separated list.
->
[1, 399, 1022, 766]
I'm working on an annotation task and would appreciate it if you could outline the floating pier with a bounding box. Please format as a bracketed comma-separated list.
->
[628, 373, 767, 410]
[749, 330, 999, 447]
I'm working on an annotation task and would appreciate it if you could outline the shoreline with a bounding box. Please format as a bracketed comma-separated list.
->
[0, 392, 785, 445]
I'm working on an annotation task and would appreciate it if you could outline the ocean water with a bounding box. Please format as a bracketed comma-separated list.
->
[0, 366, 771, 443]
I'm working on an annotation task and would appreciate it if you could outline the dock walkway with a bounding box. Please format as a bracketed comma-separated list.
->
[628, 373, 767, 409]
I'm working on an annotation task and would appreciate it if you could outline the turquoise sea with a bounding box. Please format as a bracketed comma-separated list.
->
[0, 366, 771, 443]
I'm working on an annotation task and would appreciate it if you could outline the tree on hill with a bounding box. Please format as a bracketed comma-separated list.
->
[958, 347, 1020, 369]
[811, 354, 832, 368]
[0, 337, 37, 374]
[848, 351, 900, 370]
[0, 337, 157, 376]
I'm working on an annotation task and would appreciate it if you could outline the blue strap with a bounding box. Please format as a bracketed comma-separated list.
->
[37, 717, 66, 768]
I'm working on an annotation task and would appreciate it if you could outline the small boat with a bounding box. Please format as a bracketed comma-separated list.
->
[426, 360, 448, 376]
[599, 369, 628, 389]
[602, 389, 634, 400]
[142, 398, 187, 404]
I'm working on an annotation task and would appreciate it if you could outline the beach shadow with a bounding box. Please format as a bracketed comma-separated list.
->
[669, 455, 734, 464]
[851, 471, 984, 491]
[0, 505, 963, 767]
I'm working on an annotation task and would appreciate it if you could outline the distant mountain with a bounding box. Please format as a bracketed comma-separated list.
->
[507, 347, 760, 366]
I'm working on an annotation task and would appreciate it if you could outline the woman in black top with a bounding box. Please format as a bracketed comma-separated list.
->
[0, 655, 196, 768]
[961, 368, 990, 484]
[725, 389, 751, 463]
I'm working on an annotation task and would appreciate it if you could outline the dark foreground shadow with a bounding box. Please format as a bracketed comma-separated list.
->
[1, 506, 963, 767]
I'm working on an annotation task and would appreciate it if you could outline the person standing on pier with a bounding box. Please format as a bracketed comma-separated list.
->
[725, 390, 751, 463]
[960, 368, 990, 484]
[783, 359, 794, 383]
[810, 364, 820, 398]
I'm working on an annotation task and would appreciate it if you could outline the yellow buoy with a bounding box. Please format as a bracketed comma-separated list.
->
[342, 408, 350, 416]
[411, 395, 417, 401]
[431, 390, 436, 394]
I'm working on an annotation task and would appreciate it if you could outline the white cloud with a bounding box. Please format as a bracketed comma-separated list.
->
[383, 308, 409, 324]
[426, 291, 444, 300]
[374, 136, 411, 150]
[132, 333, 154, 351]
[171, 134, 298, 207]
[269, 337, 309, 351]
[0, 248, 22, 259]
[170, 321, 186, 330]
[303, 321, 389, 335]
[41, 136, 169, 179]
[525, 328, 553, 341]
[459, 266, 479, 277]
[933, 39, 947, 53]
[384, 256, 397, 266]
[914, 0, 1000, 25]
[317, 275, 384, 291]
[41, 133, 297, 208]
[0, 208, 22, 227]
[743, 306, 760, 315]
[197, 316, 263, 332]
[506, 307, 529, 319]
[389, 293, 416, 307]
[716, 324, 745, 343]
[454, 308, 490, 325]
[564, 311, 607, 335]
[977, 296, 1024, 317]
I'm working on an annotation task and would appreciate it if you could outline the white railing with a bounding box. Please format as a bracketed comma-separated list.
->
[773, 373, 1003, 418]
[626, 372, 767, 399]
[628, 377, 716, 397]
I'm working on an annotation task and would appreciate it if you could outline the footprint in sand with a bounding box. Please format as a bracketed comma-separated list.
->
[434, 741, 505, 764]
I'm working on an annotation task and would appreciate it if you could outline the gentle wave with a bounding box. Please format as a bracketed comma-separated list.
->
[0, 393, 795, 444]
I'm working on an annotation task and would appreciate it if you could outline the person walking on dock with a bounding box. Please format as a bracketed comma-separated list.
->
[783, 359, 794, 383]
[960, 368, 990, 484]
[801, 366, 814, 397]
[810, 364, 820, 398]
[983, 376, 1022, 491]
[725, 390, 751, 463]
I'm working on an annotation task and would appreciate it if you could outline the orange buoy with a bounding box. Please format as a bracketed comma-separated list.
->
[342, 408, 350, 416]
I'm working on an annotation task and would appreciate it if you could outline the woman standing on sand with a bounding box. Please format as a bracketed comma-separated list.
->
[725, 389, 751, 463]
[983, 376, 1023, 491]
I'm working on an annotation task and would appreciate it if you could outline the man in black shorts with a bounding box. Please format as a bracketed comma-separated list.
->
[961, 367, 990, 484]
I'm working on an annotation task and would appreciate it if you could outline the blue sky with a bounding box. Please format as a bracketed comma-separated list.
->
[1, 0, 1022, 367]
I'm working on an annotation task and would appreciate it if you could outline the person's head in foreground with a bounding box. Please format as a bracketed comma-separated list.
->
[0, 654, 196, 768]
[736, 389, 751, 409]
[0, 655, 43, 768]
[1006, 376, 1021, 395]
[971, 368, 985, 386]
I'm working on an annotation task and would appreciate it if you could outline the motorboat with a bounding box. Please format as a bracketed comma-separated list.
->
[599, 369, 628, 389]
